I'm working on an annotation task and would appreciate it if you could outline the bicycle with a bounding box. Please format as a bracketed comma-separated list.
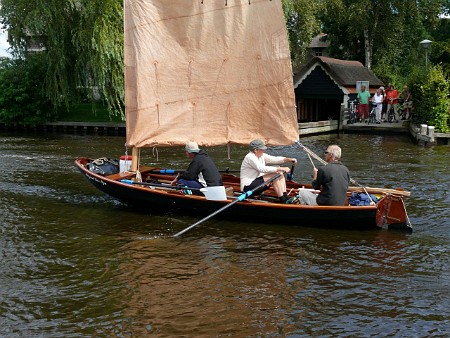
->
[367, 102, 378, 124]
[348, 99, 358, 124]
[387, 103, 398, 123]
[397, 99, 405, 120]
[386, 96, 401, 123]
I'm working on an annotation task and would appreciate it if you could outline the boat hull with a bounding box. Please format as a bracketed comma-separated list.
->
[76, 158, 411, 232]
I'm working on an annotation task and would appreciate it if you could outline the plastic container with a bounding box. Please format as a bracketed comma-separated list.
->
[200, 186, 227, 201]
[120, 155, 132, 173]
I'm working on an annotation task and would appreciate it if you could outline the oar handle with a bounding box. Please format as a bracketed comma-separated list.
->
[149, 169, 184, 174]
[150, 168, 240, 174]
[174, 173, 281, 237]
[287, 163, 296, 181]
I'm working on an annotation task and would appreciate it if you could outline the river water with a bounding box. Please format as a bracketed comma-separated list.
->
[0, 131, 449, 337]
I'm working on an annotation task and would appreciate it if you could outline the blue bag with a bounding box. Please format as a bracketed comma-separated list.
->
[348, 192, 379, 206]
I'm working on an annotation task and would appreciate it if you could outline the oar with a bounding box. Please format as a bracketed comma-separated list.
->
[221, 167, 240, 174]
[148, 169, 184, 174]
[306, 153, 316, 169]
[173, 173, 282, 237]
[296, 141, 382, 203]
[148, 168, 240, 175]
[287, 163, 296, 181]
[296, 141, 326, 165]
[121, 179, 228, 200]
[120, 179, 202, 192]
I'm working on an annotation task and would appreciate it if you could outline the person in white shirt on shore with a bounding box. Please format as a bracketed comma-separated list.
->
[240, 139, 297, 204]
[372, 87, 384, 124]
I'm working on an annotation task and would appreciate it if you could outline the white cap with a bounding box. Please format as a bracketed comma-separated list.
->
[185, 141, 200, 153]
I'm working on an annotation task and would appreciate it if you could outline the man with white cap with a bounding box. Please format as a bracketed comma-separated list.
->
[171, 141, 223, 189]
[240, 139, 297, 203]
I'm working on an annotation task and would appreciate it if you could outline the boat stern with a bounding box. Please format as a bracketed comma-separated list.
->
[376, 194, 412, 232]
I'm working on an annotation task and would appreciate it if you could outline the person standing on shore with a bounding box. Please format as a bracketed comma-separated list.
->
[385, 83, 399, 122]
[401, 85, 412, 120]
[357, 85, 371, 122]
[372, 87, 384, 124]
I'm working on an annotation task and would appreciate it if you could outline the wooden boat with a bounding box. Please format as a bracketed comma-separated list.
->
[75, 158, 412, 232]
[77, 0, 412, 233]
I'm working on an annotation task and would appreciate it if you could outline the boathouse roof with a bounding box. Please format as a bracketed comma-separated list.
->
[293, 56, 384, 95]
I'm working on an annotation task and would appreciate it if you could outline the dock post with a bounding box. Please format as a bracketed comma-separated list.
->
[420, 124, 427, 136]
[427, 126, 435, 142]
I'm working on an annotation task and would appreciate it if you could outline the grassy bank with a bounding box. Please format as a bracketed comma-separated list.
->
[57, 103, 124, 123]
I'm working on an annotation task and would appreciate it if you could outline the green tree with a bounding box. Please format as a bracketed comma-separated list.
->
[410, 65, 449, 132]
[319, 0, 447, 80]
[429, 19, 450, 77]
[282, 0, 322, 69]
[0, 55, 56, 124]
[0, 0, 124, 119]
[0, 0, 448, 125]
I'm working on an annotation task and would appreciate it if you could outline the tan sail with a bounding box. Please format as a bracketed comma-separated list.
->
[124, 0, 298, 149]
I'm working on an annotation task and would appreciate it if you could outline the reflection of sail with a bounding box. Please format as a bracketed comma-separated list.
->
[117, 235, 299, 336]
[124, 0, 298, 148]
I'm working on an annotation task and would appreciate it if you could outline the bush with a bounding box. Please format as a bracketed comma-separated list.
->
[409, 65, 450, 133]
[0, 55, 58, 125]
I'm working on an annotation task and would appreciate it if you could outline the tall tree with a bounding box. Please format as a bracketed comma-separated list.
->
[282, 0, 322, 69]
[319, 0, 447, 82]
[0, 0, 123, 117]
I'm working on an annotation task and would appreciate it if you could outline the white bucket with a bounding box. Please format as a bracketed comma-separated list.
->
[200, 186, 227, 201]
[120, 155, 132, 173]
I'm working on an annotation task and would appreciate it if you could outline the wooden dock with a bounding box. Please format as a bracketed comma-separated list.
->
[299, 119, 409, 136]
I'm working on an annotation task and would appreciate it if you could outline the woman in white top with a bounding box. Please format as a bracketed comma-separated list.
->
[240, 139, 297, 203]
[372, 87, 384, 124]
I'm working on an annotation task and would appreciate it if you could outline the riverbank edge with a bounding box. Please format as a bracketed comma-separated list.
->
[1, 120, 449, 145]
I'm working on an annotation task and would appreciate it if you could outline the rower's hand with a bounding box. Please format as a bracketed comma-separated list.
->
[312, 168, 318, 180]
[170, 174, 179, 185]
[284, 157, 297, 164]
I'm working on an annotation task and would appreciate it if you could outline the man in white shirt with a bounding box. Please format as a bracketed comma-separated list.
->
[240, 139, 297, 203]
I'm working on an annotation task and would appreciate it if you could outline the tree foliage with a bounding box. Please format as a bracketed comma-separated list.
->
[410, 65, 450, 133]
[0, 0, 124, 119]
[0, 0, 448, 126]
[0, 55, 56, 124]
[282, 0, 322, 69]
[319, 0, 447, 78]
